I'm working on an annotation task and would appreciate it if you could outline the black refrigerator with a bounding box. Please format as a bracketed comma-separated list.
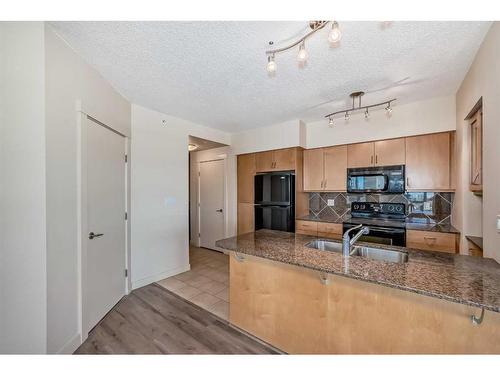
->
[254, 172, 295, 232]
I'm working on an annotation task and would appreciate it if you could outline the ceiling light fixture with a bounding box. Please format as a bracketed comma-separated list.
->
[297, 41, 308, 63]
[188, 144, 198, 151]
[328, 21, 342, 44]
[325, 92, 396, 125]
[265, 21, 341, 73]
[266, 54, 277, 74]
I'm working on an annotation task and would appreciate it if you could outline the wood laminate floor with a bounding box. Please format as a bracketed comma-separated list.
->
[75, 283, 277, 354]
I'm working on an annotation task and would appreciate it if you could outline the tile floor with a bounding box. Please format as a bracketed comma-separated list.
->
[156, 246, 230, 320]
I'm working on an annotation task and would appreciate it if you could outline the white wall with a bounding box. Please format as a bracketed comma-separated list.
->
[231, 119, 304, 155]
[306, 96, 456, 149]
[130, 104, 230, 289]
[44, 24, 131, 354]
[455, 22, 500, 262]
[189, 146, 237, 247]
[0, 22, 47, 354]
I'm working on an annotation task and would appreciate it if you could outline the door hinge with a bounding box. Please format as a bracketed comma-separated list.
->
[125, 154, 128, 163]
[125, 212, 128, 220]
[125, 269, 128, 278]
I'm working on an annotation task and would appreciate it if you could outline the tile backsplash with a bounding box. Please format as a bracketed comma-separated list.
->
[308, 192, 454, 225]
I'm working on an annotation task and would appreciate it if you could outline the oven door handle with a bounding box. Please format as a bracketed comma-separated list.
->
[367, 226, 405, 234]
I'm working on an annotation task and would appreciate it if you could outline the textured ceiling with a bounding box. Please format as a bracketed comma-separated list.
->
[50, 21, 491, 132]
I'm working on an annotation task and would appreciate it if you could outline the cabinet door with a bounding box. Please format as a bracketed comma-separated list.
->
[237, 153, 255, 203]
[255, 151, 274, 172]
[406, 230, 458, 253]
[273, 148, 296, 171]
[374, 138, 405, 166]
[406, 133, 451, 191]
[323, 145, 347, 191]
[237, 203, 254, 235]
[347, 142, 375, 168]
[303, 148, 324, 191]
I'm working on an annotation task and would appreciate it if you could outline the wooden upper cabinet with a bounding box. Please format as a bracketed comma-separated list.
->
[374, 138, 405, 166]
[347, 142, 375, 168]
[303, 148, 324, 191]
[303, 146, 347, 192]
[255, 148, 295, 172]
[237, 153, 255, 203]
[323, 146, 347, 191]
[405, 132, 452, 191]
[255, 151, 274, 172]
[274, 148, 296, 171]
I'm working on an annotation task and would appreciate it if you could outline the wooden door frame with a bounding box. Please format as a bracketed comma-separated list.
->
[76, 106, 130, 343]
[197, 158, 228, 249]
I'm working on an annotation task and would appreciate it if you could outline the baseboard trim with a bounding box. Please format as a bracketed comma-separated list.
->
[131, 264, 191, 290]
[56, 333, 82, 354]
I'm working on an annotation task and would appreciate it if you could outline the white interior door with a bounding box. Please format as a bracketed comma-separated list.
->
[86, 118, 126, 330]
[199, 159, 225, 250]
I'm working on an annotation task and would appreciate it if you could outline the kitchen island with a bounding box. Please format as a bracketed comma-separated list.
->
[216, 229, 500, 354]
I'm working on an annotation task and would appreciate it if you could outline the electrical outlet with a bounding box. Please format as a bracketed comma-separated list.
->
[327, 199, 335, 206]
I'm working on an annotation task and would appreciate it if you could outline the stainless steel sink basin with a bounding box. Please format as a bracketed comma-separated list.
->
[350, 245, 408, 264]
[305, 240, 408, 264]
[305, 239, 343, 253]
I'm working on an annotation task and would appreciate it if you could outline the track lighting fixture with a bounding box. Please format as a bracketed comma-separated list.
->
[265, 21, 341, 73]
[297, 41, 308, 63]
[324, 92, 396, 125]
[266, 54, 277, 74]
[328, 21, 342, 44]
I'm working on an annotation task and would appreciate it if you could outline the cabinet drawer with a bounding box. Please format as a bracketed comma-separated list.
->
[406, 230, 458, 253]
[317, 222, 343, 239]
[295, 220, 318, 236]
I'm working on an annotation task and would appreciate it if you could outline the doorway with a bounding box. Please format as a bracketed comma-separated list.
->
[199, 159, 226, 250]
[81, 115, 128, 336]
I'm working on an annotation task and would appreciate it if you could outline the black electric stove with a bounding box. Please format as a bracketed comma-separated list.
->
[343, 202, 407, 246]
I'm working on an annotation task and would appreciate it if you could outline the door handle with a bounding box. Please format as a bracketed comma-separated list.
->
[89, 232, 104, 240]
[216, 209, 223, 213]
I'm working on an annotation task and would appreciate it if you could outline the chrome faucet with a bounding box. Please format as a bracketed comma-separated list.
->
[342, 224, 370, 256]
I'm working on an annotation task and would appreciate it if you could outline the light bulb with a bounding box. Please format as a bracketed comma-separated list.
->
[328, 21, 342, 44]
[328, 117, 334, 127]
[297, 42, 308, 63]
[365, 108, 370, 119]
[266, 55, 276, 74]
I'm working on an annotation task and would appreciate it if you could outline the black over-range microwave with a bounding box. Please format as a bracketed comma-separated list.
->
[347, 165, 405, 194]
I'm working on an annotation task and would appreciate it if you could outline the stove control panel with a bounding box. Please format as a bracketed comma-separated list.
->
[351, 202, 406, 218]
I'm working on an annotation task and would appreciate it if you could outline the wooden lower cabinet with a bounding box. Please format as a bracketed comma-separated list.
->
[406, 230, 458, 253]
[317, 222, 343, 240]
[229, 254, 500, 354]
[295, 220, 318, 236]
[237, 203, 254, 235]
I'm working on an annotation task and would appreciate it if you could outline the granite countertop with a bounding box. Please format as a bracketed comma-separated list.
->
[298, 215, 460, 234]
[216, 229, 500, 313]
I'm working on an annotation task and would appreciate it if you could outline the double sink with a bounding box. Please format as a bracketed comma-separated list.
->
[305, 239, 409, 264]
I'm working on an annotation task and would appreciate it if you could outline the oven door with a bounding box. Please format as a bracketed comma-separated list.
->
[343, 223, 406, 247]
[347, 173, 389, 193]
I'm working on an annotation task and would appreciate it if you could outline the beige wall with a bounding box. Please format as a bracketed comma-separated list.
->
[455, 22, 499, 261]
[0, 21, 47, 354]
[44, 24, 131, 353]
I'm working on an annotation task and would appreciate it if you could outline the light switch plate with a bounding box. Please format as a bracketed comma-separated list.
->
[327, 199, 335, 206]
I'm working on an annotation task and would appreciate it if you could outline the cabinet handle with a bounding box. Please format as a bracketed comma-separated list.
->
[324, 179, 327, 189]
[375, 155, 378, 164]
[424, 237, 437, 245]
[406, 177, 410, 188]
[370, 155, 374, 165]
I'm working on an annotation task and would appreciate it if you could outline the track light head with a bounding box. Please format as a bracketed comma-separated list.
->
[365, 108, 370, 119]
[328, 117, 334, 127]
[297, 41, 308, 63]
[345, 111, 350, 121]
[266, 54, 277, 74]
[328, 21, 342, 44]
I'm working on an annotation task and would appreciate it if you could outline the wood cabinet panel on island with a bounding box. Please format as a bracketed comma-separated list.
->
[229, 254, 500, 354]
